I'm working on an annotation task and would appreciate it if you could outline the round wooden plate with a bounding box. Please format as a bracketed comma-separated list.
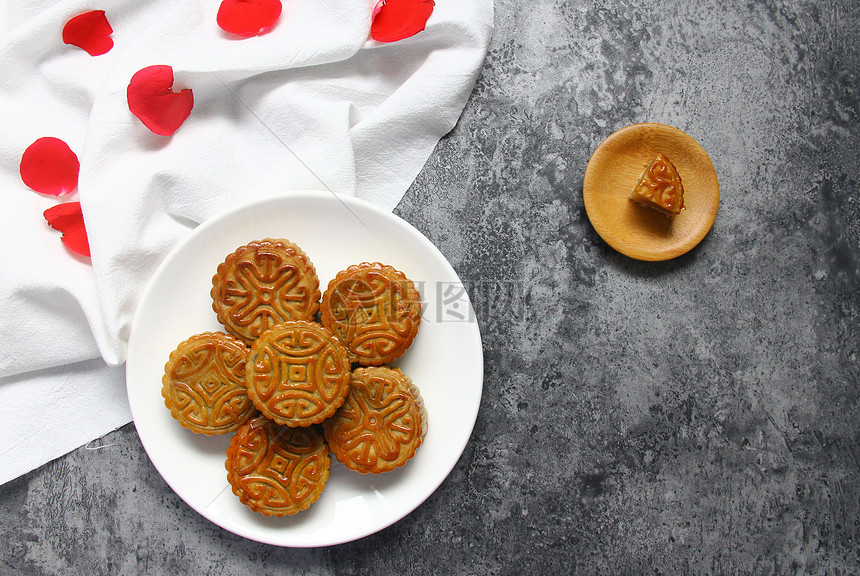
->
[583, 123, 719, 261]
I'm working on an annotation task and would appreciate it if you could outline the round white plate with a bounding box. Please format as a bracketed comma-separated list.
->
[126, 192, 484, 547]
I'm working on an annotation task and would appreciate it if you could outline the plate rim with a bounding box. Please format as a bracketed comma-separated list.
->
[125, 190, 484, 547]
[582, 122, 720, 262]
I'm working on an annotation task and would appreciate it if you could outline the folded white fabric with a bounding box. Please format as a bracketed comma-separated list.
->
[0, 0, 493, 485]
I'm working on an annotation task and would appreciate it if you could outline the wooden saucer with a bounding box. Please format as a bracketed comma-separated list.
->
[583, 123, 719, 261]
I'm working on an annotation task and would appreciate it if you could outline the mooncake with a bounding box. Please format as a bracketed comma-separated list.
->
[161, 331, 255, 435]
[323, 367, 427, 474]
[628, 153, 686, 217]
[226, 416, 330, 516]
[245, 320, 351, 427]
[320, 263, 421, 366]
[211, 239, 321, 345]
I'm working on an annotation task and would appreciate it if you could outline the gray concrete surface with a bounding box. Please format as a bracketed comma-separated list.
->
[2, 0, 859, 574]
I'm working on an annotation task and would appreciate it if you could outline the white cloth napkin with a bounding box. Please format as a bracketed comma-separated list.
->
[0, 0, 492, 485]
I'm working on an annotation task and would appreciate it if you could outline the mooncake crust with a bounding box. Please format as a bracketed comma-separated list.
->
[211, 238, 321, 345]
[161, 331, 255, 435]
[319, 262, 421, 366]
[323, 367, 427, 474]
[225, 416, 330, 516]
[245, 320, 351, 427]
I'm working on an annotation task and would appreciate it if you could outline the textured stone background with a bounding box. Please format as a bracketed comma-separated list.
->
[2, 0, 859, 574]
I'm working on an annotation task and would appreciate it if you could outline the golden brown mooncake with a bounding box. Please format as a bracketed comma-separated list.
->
[211, 239, 321, 345]
[628, 153, 686, 217]
[226, 416, 330, 516]
[319, 262, 421, 366]
[161, 331, 255, 435]
[245, 320, 351, 427]
[323, 367, 427, 474]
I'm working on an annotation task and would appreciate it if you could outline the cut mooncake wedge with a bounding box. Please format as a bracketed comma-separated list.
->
[628, 153, 685, 217]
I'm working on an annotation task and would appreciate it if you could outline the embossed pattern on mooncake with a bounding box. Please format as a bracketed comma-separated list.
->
[211, 239, 321, 345]
[161, 331, 255, 435]
[323, 367, 427, 474]
[225, 416, 330, 516]
[245, 321, 351, 427]
[320, 262, 421, 366]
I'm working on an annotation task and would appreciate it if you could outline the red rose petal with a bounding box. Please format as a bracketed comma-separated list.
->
[371, 0, 435, 43]
[217, 0, 282, 37]
[127, 65, 194, 136]
[62, 10, 114, 56]
[20, 137, 80, 196]
[44, 202, 91, 257]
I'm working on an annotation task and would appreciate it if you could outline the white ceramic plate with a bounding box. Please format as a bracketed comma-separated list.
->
[126, 192, 483, 547]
